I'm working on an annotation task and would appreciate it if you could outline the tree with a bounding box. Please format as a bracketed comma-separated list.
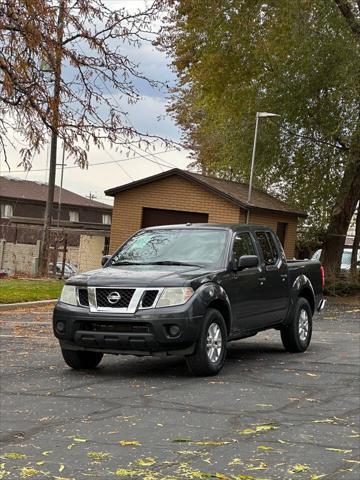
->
[161, 0, 360, 279]
[0, 0, 166, 273]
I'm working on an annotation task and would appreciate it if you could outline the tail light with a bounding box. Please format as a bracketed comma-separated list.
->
[320, 265, 325, 290]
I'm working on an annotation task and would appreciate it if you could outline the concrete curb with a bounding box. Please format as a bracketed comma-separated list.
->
[0, 299, 57, 311]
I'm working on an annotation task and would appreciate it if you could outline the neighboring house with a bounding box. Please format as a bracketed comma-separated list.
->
[0, 176, 112, 247]
[105, 168, 306, 258]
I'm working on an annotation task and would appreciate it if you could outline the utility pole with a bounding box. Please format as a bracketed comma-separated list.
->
[39, 0, 65, 275]
[57, 142, 66, 228]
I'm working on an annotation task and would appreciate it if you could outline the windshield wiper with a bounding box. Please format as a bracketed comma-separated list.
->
[111, 261, 144, 266]
[144, 260, 203, 267]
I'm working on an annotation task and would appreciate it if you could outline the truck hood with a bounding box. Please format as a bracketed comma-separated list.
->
[68, 264, 218, 288]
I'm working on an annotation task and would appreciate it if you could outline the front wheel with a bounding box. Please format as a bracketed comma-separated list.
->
[61, 349, 103, 369]
[281, 297, 312, 353]
[186, 308, 227, 376]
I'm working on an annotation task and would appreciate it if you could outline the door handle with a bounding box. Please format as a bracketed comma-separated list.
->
[258, 277, 266, 285]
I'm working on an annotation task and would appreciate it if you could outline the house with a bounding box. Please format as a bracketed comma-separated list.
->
[0, 176, 113, 275]
[105, 168, 306, 258]
[0, 176, 112, 246]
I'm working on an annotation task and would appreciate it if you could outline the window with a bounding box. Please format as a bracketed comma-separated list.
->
[102, 214, 111, 225]
[110, 228, 228, 269]
[232, 233, 256, 262]
[0, 204, 13, 218]
[69, 211, 79, 222]
[276, 222, 288, 246]
[256, 231, 279, 266]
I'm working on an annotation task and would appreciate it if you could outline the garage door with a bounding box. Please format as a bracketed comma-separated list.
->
[141, 207, 208, 228]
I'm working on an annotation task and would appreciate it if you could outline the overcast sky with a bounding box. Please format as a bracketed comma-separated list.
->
[0, 0, 190, 206]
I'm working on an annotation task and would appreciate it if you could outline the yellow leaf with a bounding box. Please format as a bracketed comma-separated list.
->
[229, 458, 243, 465]
[325, 448, 352, 453]
[257, 446, 273, 451]
[73, 437, 86, 443]
[136, 457, 156, 467]
[118, 440, 141, 446]
[36, 461, 45, 466]
[238, 424, 278, 435]
[59, 464, 65, 472]
[288, 464, 310, 474]
[246, 462, 267, 471]
[42, 451, 52, 456]
[346, 460, 360, 464]
[4, 453, 27, 459]
[20, 467, 40, 477]
[115, 469, 139, 477]
[87, 451, 111, 461]
[306, 373, 318, 377]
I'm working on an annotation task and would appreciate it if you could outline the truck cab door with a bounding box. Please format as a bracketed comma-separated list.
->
[254, 231, 290, 326]
[222, 232, 265, 333]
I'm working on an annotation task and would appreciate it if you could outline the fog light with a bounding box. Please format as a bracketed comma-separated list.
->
[56, 321, 65, 333]
[168, 325, 180, 337]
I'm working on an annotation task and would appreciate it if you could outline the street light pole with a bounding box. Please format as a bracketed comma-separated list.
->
[246, 111, 280, 224]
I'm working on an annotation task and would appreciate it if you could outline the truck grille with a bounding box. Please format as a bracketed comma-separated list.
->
[96, 288, 135, 308]
[78, 288, 89, 306]
[141, 290, 159, 308]
[76, 321, 150, 334]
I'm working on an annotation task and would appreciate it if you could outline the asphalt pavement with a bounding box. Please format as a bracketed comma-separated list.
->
[0, 300, 359, 480]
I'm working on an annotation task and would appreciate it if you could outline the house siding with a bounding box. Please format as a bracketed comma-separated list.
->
[109, 175, 298, 258]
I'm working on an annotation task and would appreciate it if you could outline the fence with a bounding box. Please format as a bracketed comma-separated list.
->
[0, 223, 109, 277]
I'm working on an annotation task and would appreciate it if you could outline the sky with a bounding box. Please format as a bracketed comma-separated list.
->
[0, 0, 191, 207]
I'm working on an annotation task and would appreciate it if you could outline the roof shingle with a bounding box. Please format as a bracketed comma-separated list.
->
[0, 176, 112, 210]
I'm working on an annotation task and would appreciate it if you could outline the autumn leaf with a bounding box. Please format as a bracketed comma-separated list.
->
[288, 464, 310, 474]
[88, 451, 111, 461]
[118, 440, 141, 446]
[20, 467, 40, 477]
[3, 453, 27, 460]
[136, 457, 156, 467]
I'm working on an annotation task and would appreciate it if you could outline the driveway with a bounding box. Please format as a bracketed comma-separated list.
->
[0, 300, 359, 480]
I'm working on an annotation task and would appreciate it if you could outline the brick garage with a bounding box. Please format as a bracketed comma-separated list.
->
[105, 169, 306, 258]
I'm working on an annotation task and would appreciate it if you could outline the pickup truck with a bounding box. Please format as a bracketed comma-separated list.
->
[53, 224, 326, 376]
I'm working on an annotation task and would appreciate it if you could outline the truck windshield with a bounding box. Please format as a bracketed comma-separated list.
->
[110, 229, 228, 269]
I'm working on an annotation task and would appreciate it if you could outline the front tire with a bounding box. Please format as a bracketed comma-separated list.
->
[281, 297, 312, 353]
[186, 308, 227, 376]
[61, 349, 103, 369]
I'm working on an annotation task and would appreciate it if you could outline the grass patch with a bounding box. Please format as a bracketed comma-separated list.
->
[0, 278, 63, 304]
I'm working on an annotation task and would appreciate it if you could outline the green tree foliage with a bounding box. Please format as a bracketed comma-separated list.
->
[162, 0, 360, 273]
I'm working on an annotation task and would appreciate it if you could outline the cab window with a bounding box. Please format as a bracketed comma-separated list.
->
[256, 231, 279, 266]
[232, 233, 256, 262]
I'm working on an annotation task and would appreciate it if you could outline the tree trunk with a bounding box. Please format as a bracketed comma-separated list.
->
[350, 205, 360, 278]
[321, 132, 360, 282]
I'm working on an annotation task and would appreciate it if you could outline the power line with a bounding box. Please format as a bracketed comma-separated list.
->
[1, 148, 180, 174]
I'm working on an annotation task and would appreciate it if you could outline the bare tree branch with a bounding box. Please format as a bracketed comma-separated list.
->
[334, 0, 360, 38]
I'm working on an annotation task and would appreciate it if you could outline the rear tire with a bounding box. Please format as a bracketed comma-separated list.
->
[186, 308, 227, 376]
[61, 349, 103, 369]
[281, 297, 312, 353]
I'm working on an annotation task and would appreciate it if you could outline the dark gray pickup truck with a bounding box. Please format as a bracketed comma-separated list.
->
[53, 224, 325, 375]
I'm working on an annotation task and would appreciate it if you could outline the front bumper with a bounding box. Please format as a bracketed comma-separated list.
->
[53, 300, 205, 356]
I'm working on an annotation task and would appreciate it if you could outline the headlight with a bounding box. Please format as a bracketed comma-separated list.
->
[59, 285, 77, 306]
[156, 287, 194, 308]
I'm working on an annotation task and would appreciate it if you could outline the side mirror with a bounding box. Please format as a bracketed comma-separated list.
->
[237, 255, 258, 270]
[101, 255, 111, 267]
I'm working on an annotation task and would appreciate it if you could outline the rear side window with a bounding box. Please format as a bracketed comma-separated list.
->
[232, 233, 256, 262]
[256, 231, 279, 266]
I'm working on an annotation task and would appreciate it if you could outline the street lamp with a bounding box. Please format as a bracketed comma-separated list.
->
[246, 112, 280, 224]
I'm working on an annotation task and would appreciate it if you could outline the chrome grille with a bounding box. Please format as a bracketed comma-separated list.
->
[95, 288, 135, 308]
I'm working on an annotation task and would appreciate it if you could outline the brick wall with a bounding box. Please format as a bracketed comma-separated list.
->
[109, 175, 298, 257]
